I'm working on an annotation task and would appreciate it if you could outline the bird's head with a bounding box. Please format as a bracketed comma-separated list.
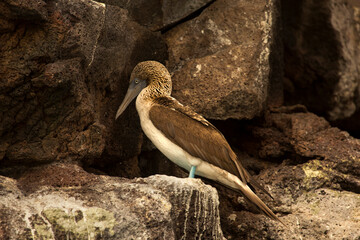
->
[115, 61, 172, 119]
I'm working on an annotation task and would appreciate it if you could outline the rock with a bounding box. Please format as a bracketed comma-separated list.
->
[84, 3, 167, 160]
[282, 0, 360, 121]
[331, 1, 360, 135]
[165, 0, 282, 120]
[0, 0, 167, 165]
[95, 0, 214, 31]
[0, 164, 224, 239]
[216, 107, 360, 239]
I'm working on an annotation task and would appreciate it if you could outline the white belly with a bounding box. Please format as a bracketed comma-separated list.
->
[136, 100, 194, 171]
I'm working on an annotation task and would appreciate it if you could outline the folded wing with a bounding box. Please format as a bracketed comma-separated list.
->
[150, 97, 248, 182]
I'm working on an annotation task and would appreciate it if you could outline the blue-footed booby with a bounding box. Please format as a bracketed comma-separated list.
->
[115, 61, 282, 222]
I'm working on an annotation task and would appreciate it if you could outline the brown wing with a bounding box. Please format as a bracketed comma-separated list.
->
[149, 97, 279, 222]
[149, 97, 247, 182]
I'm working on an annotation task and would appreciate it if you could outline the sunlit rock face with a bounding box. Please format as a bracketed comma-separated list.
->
[0, 169, 223, 240]
[166, 0, 282, 120]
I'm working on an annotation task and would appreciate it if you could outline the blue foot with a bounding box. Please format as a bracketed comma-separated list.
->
[189, 165, 196, 178]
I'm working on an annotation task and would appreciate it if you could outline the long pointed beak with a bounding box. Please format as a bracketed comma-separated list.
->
[115, 79, 146, 120]
[115, 88, 138, 119]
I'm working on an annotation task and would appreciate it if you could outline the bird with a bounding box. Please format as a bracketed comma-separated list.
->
[115, 60, 282, 222]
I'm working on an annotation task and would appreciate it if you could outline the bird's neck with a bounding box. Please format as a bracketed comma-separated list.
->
[138, 81, 172, 101]
[136, 84, 170, 119]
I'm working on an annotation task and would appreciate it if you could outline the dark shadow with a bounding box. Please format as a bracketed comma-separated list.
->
[281, 0, 341, 116]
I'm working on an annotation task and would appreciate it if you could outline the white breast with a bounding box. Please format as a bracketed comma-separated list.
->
[135, 97, 194, 171]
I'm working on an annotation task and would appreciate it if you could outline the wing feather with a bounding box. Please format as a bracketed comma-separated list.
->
[149, 97, 278, 219]
[149, 97, 241, 178]
[149, 97, 273, 198]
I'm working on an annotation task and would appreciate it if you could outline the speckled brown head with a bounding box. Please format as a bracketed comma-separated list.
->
[115, 61, 172, 119]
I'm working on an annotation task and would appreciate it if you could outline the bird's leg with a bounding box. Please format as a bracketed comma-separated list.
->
[189, 165, 196, 178]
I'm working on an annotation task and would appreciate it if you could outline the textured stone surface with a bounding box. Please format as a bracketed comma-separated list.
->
[0, 0, 167, 165]
[214, 107, 360, 239]
[95, 0, 214, 31]
[0, 166, 223, 240]
[165, 0, 281, 120]
[282, 0, 360, 121]
[332, 1, 360, 135]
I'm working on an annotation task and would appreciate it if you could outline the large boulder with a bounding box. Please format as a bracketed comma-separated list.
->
[0, 0, 167, 165]
[0, 164, 224, 239]
[165, 0, 282, 120]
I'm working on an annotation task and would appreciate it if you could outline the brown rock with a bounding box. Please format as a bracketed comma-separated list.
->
[16, 162, 98, 194]
[95, 0, 214, 31]
[165, 0, 282, 120]
[0, 0, 167, 165]
[217, 107, 360, 239]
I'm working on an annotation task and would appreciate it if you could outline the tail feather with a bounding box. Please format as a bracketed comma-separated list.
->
[238, 183, 284, 224]
[231, 153, 274, 199]
[246, 171, 274, 200]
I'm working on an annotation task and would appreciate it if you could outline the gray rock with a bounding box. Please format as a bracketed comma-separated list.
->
[0, 169, 224, 239]
[165, 0, 281, 120]
[282, 0, 360, 121]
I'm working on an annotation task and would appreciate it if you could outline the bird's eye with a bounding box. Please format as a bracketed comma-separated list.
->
[134, 79, 139, 84]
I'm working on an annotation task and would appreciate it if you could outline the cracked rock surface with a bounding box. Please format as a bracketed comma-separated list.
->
[0, 167, 223, 239]
[166, 0, 281, 120]
[0, 0, 167, 164]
